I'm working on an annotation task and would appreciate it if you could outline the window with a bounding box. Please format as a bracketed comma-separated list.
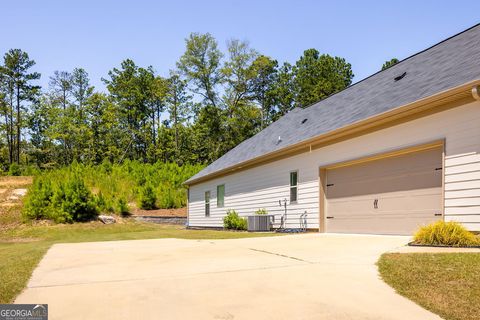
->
[290, 171, 298, 202]
[217, 184, 225, 208]
[205, 191, 210, 217]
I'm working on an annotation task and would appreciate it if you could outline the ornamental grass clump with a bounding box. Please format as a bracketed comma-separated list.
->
[413, 221, 480, 247]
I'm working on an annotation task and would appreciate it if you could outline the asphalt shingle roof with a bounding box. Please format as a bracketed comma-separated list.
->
[186, 24, 480, 184]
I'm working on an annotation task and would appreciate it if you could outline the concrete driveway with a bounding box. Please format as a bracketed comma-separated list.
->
[16, 234, 441, 320]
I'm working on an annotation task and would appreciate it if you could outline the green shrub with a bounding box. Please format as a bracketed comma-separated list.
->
[116, 197, 130, 215]
[47, 207, 74, 224]
[23, 161, 204, 223]
[23, 177, 54, 221]
[138, 183, 157, 210]
[23, 172, 98, 223]
[20, 165, 41, 176]
[95, 191, 107, 211]
[6, 164, 40, 176]
[51, 174, 98, 222]
[157, 184, 185, 209]
[255, 208, 268, 215]
[8, 163, 21, 176]
[99, 192, 115, 213]
[100, 159, 113, 174]
[223, 209, 247, 230]
[414, 221, 480, 247]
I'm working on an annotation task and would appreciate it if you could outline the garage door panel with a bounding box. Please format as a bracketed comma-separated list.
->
[377, 189, 443, 211]
[329, 163, 439, 185]
[326, 214, 439, 235]
[327, 195, 377, 213]
[328, 171, 442, 198]
[328, 149, 441, 181]
[325, 147, 443, 235]
[329, 191, 441, 218]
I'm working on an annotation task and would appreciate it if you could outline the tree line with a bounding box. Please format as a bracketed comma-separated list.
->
[0, 32, 379, 170]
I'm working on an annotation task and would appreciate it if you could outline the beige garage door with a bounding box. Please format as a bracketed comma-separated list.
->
[326, 147, 443, 235]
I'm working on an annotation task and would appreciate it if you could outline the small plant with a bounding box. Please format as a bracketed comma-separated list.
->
[8, 163, 21, 176]
[21, 165, 40, 176]
[138, 183, 157, 210]
[52, 174, 99, 222]
[23, 173, 98, 223]
[255, 208, 268, 215]
[100, 159, 113, 174]
[223, 209, 247, 230]
[23, 177, 54, 221]
[413, 221, 480, 247]
[116, 197, 130, 215]
[95, 191, 107, 211]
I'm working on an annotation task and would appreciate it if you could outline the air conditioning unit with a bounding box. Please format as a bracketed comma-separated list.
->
[247, 215, 273, 232]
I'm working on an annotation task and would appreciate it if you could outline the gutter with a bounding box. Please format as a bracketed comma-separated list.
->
[185, 79, 480, 186]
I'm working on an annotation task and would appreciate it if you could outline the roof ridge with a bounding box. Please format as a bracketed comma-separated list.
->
[301, 22, 480, 111]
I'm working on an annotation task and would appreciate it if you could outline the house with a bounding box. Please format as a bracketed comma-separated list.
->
[184, 24, 480, 235]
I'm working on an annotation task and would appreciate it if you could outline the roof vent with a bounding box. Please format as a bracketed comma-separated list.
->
[394, 72, 407, 81]
[277, 136, 282, 144]
[301, 118, 308, 124]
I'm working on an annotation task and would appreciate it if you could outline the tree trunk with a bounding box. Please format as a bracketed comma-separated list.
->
[8, 92, 14, 164]
[4, 111, 11, 164]
[15, 84, 21, 164]
[62, 89, 66, 110]
[151, 106, 156, 162]
[174, 94, 178, 158]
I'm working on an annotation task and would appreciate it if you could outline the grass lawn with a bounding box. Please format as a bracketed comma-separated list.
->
[0, 221, 280, 304]
[378, 253, 480, 320]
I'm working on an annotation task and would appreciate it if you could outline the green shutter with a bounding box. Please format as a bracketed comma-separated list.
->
[205, 191, 210, 216]
[290, 171, 297, 186]
[217, 185, 225, 207]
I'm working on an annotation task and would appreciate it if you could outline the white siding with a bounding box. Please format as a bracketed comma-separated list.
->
[188, 101, 480, 231]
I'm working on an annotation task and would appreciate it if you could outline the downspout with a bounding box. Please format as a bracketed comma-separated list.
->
[472, 85, 480, 100]
[186, 187, 190, 228]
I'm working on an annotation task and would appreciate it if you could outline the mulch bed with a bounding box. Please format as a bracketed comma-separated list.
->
[408, 241, 480, 248]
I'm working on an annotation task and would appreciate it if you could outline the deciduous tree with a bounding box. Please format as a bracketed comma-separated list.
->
[177, 33, 223, 108]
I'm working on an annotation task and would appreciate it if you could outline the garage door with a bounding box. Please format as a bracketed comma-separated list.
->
[325, 147, 443, 235]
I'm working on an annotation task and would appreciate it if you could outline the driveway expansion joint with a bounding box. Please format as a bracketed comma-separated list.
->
[248, 248, 313, 263]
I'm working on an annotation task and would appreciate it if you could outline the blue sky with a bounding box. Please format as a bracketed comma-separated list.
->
[1, 0, 479, 91]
